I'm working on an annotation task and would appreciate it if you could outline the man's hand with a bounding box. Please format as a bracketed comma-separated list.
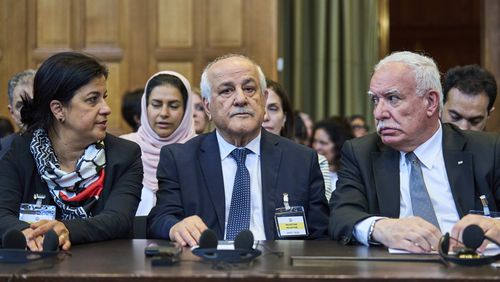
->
[451, 214, 500, 252]
[169, 215, 208, 247]
[372, 217, 442, 253]
[29, 220, 71, 251]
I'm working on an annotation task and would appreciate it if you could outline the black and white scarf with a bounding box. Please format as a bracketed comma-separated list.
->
[30, 128, 106, 220]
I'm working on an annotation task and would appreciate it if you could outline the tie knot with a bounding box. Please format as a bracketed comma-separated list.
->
[405, 152, 419, 164]
[230, 148, 251, 165]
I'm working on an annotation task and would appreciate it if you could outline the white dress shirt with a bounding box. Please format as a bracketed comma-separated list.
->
[216, 130, 266, 240]
[354, 123, 460, 245]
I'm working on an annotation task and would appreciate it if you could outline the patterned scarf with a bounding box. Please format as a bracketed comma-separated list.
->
[30, 128, 106, 219]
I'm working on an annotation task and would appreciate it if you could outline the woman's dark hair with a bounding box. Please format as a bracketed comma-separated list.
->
[265, 79, 294, 139]
[312, 116, 354, 170]
[121, 88, 143, 131]
[145, 74, 188, 111]
[21, 52, 108, 133]
[293, 110, 308, 145]
[349, 114, 369, 131]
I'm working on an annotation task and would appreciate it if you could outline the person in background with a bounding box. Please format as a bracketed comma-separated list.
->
[298, 111, 314, 146]
[442, 65, 497, 131]
[0, 69, 36, 159]
[148, 54, 328, 246]
[262, 79, 294, 138]
[330, 51, 500, 253]
[7, 69, 36, 131]
[191, 87, 210, 134]
[0, 117, 14, 138]
[121, 88, 143, 132]
[263, 79, 332, 200]
[349, 114, 369, 137]
[121, 71, 195, 216]
[311, 117, 354, 200]
[293, 110, 309, 145]
[0, 52, 143, 251]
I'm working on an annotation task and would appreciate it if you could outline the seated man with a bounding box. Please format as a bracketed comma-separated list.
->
[442, 64, 497, 131]
[0, 69, 35, 159]
[148, 54, 329, 246]
[329, 51, 500, 253]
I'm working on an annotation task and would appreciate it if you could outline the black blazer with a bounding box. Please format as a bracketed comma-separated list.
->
[0, 133, 15, 159]
[329, 123, 500, 244]
[0, 133, 143, 245]
[147, 129, 329, 240]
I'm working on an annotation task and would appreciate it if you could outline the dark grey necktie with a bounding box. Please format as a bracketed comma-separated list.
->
[406, 152, 440, 229]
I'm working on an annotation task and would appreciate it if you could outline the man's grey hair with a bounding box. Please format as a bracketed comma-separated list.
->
[375, 51, 443, 109]
[200, 54, 267, 100]
[7, 69, 36, 105]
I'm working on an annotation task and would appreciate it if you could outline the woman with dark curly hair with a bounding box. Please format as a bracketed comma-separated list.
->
[312, 117, 354, 199]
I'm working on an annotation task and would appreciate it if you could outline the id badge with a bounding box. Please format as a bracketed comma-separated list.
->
[274, 206, 309, 238]
[19, 203, 56, 224]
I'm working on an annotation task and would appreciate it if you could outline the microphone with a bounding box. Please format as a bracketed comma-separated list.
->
[438, 224, 500, 266]
[0, 229, 61, 264]
[234, 230, 254, 250]
[43, 230, 60, 252]
[2, 229, 26, 249]
[199, 229, 218, 249]
[463, 224, 500, 249]
[192, 229, 261, 263]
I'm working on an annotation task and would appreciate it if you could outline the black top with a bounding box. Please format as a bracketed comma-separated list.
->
[0, 133, 143, 245]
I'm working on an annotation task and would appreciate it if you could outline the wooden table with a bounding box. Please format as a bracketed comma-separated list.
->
[0, 240, 499, 281]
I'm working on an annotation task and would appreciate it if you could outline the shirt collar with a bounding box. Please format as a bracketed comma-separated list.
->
[400, 123, 442, 169]
[216, 130, 261, 161]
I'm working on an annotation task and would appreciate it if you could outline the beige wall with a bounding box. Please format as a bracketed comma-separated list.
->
[0, 0, 278, 135]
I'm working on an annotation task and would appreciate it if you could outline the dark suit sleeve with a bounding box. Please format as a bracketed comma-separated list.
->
[329, 140, 372, 244]
[493, 134, 500, 209]
[62, 142, 143, 244]
[147, 145, 184, 239]
[306, 152, 330, 239]
[0, 143, 31, 239]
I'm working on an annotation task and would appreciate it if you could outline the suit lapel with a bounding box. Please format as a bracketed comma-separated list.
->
[260, 131, 281, 239]
[372, 141, 400, 218]
[442, 125, 474, 217]
[199, 132, 226, 237]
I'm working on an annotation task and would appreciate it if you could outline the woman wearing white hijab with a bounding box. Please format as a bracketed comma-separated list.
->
[122, 71, 196, 215]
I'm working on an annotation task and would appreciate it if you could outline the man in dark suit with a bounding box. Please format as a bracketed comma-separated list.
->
[148, 54, 329, 246]
[330, 51, 500, 253]
[441, 64, 497, 131]
[0, 69, 36, 159]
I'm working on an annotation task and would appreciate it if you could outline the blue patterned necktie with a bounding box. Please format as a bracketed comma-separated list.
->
[406, 152, 440, 230]
[226, 148, 252, 240]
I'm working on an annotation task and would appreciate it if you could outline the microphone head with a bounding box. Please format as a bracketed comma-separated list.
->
[463, 224, 484, 250]
[42, 230, 59, 252]
[199, 229, 218, 249]
[2, 229, 27, 249]
[234, 229, 254, 250]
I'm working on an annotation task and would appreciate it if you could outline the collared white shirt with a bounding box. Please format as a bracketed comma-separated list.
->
[399, 123, 459, 234]
[216, 130, 266, 240]
[354, 123, 460, 245]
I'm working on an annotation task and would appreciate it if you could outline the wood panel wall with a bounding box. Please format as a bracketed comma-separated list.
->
[483, 0, 500, 132]
[389, 0, 481, 72]
[0, 0, 278, 134]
